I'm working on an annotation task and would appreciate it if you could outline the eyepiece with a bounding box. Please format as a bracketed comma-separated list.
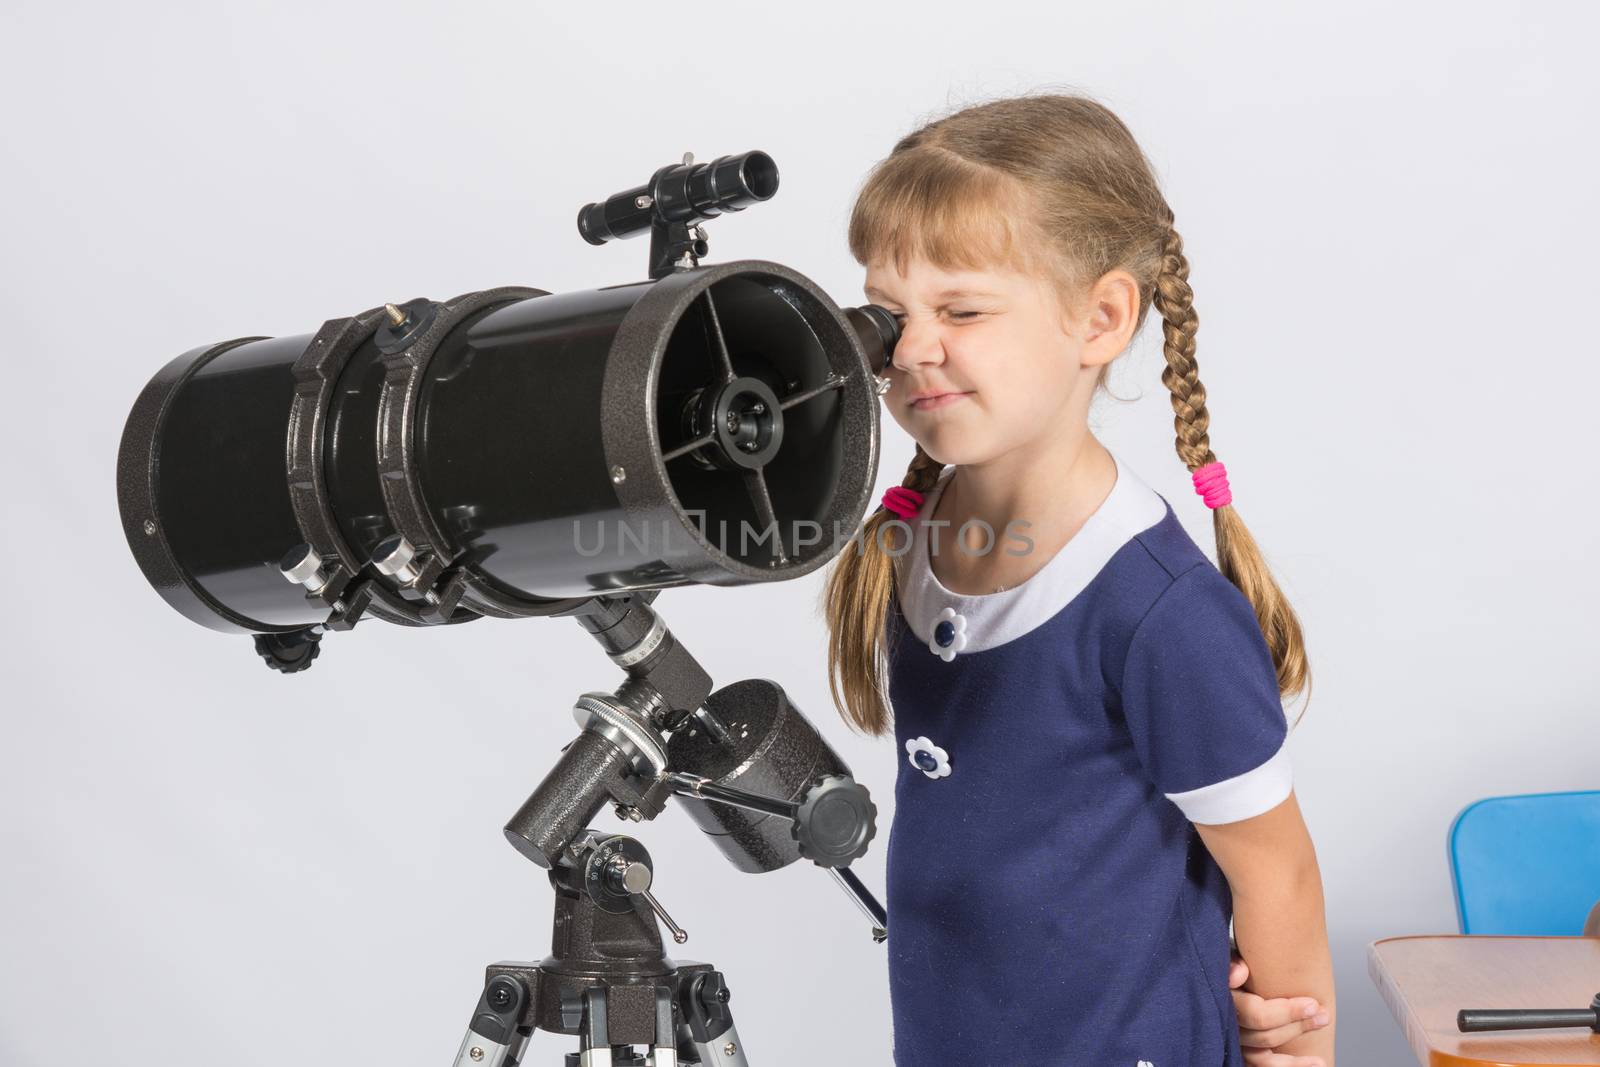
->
[693, 151, 778, 214]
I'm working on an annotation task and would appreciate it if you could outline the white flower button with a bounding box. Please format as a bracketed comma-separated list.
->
[905, 735, 951, 779]
[928, 606, 968, 661]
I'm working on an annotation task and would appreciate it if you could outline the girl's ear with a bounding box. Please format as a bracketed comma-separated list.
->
[1076, 269, 1140, 368]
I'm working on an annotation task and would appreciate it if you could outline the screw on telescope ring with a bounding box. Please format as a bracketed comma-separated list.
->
[286, 306, 455, 629]
[373, 297, 439, 355]
[790, 774, 877, 868]
[371, 285, 595, 621]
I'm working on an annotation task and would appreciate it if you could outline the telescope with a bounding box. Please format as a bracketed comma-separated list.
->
[115, 150, 902, 1066]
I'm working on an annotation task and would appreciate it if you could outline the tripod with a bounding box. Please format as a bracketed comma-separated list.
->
[447, 591, 887, 1066]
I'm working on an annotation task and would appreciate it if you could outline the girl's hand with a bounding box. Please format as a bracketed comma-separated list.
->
[1229, 955, 1331, 1066]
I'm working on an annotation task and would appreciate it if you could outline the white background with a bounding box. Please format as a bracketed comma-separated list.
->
[3, 2, 1596, 1064]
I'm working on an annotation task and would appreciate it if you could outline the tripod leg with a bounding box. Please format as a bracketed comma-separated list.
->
[576, 987, 612, 1067]
[678, 972, 750, 1067]
[648, 985, 677, 1067]
[451, 975, 531, 1067]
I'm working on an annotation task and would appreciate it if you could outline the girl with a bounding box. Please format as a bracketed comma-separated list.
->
[822, 93, 1336, 1066]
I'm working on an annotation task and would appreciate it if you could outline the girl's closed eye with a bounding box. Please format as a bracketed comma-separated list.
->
[888, 310, 986, 322]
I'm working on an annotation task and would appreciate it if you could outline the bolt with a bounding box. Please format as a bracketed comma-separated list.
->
[384, 303, 407, 327]
[635, 195, 654, 209]
[280, 544, 327, 592]
[143, 519, 156, 536]
[371, 535, 421, 585]
[717, 987, 730, 1002]
[487, 981, 516, 1011]
[611, 465, 627, 484]
[469, 1047, 484, 1062]
[723, 1042, 736, 1056]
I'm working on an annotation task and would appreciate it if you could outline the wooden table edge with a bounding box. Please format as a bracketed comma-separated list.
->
[1367, 936, 1600, 1067]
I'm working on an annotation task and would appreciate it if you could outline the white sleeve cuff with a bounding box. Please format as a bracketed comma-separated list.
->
[1164, 740, 1293, 825]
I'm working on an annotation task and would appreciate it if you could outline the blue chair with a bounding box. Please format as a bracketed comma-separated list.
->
[1447, 790, 1600, 935]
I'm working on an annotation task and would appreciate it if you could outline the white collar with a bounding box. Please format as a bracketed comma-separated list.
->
[893, 449, 1169, 655]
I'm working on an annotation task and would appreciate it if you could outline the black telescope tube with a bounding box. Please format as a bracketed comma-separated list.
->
[577, 151, 778, 245]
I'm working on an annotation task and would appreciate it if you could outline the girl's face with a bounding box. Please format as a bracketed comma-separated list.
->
[863, 255, 1100, 467]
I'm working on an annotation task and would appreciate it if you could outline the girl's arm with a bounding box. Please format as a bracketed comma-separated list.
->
[1195, 789, 1336, 1066]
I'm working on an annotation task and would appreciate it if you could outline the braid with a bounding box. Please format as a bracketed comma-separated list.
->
[1153, 223, 1215, 472]
[821, 442, 946, 736]
[901, 443, 946, 502]
[1152, 212, 1312, 719]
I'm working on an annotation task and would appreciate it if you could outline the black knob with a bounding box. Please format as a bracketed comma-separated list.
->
[252, 629, 322, 673]
[790, 774, 877, 867]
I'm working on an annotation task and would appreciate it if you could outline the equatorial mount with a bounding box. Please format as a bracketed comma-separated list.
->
[454, 590, 885, 1065]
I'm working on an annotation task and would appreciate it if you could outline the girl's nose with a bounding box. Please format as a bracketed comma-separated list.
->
[890, 319, 946, 372]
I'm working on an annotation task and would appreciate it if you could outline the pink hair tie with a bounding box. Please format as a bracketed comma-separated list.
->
[1191, 461, 1232, 509]
[881, 486, 924, 520]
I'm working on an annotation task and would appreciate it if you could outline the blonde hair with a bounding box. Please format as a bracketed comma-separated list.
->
[821, 91, 1311, 736]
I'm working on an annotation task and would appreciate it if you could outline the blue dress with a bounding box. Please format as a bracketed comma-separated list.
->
[884, 449, 1292, 1066]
